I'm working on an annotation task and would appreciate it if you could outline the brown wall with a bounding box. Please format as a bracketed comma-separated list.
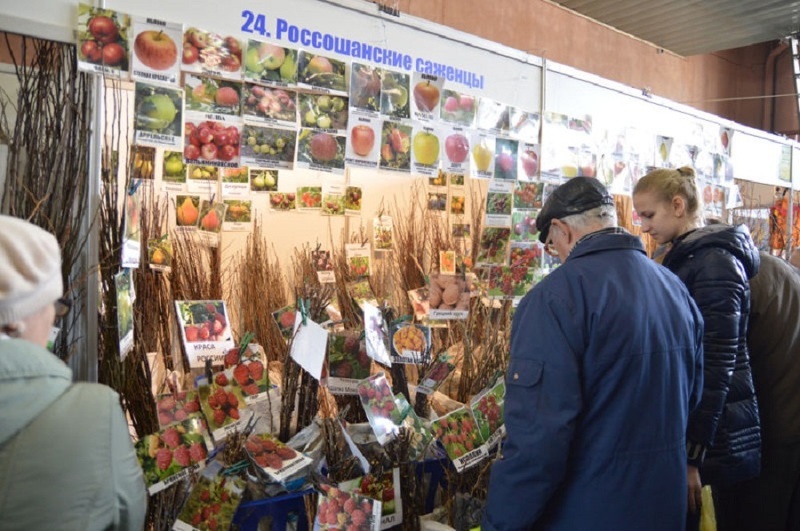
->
[395, 0, 798, 136]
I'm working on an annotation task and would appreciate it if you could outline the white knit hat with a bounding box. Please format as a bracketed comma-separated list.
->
[0, 215, 63, 325]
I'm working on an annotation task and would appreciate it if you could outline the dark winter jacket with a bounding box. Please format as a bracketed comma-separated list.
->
[747, 252, 800, 446]
[483, 229, 704, 531]
[661, 223, 761, 486]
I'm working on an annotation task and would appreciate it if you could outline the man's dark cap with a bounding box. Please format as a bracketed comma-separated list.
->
[536, 177, 614, 243]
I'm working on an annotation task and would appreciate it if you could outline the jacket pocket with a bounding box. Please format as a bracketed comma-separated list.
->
[507, 358, 543, 387]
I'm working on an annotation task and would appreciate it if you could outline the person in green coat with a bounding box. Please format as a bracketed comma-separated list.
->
[0, 214, 147, 530]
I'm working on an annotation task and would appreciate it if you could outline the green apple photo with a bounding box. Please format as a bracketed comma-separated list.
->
[244, 40, 297, 84]
[162, 150, 186, 183]
[134, 82, 182, 135]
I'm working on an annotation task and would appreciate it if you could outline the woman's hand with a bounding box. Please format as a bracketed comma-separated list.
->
[687, 465, 703, 513]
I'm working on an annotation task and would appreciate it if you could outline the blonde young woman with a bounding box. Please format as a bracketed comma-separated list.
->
[633, 167, 761, 531]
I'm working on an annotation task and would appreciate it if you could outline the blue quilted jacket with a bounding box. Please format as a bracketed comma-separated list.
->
[483, 230, 704, 530]
[661, 224, 761, 486]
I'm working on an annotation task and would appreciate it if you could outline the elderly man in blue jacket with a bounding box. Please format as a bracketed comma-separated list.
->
[482, 177, 704, 530]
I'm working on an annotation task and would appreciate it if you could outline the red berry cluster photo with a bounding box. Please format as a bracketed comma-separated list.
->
[245, 433, 299, 471]
[316, 485, 376, 530]
[156, 390, 201, 427]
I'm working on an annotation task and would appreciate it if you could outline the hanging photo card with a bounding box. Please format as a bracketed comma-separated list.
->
[440, 250, 456, 275]
[442, 126, 471, 174]
[240, 124, 296, 169]
[431, 407, 487, 472]
[316, 484, 382, 531]
[115, 269, 134, 359]
[540, 112, 592, 182]
[417, 354, 456, 395]
[327, 332, 372, 395]
[407, 287, 430, 322]
[340, 468, 403, 530]
[475, 98, 510, 134]
[429, 170, 447, 188]
[162, 150, 187, 191]
[289, 316, 329, 381]
[427, 192, 447, 212]
[268, 191, 296, 211]
[321, 183, 346, 216]
[249, 168, 278, 193]
[510, 242, 543, 269]
[450, 194, 466, 216]
[428, 273, 470, 320]
[272, 305, 297, 340]
[175, 194, 202, 229]
[470, 379, 506, 447]
[485, 180, 513, 228]
[719, 126, 733, 156]
[346, 243, 372, 277]
[181, 27, 242, 81]
[349, 62, 382, 115]
[134, 417, 211, 495]
[390, 322, 431, 364]
[312, 249, 336, 284]
[220, 166, 249, 197]
[155, 390, 202, 428]
[513, 181, 543, 210]
[184, 74, 242, 117]
[242, 39, 298, 86]
[245, 432, 313, 483]
[494, 138, 519, 180]
[242, 84, 297, 126]
[357, 373, 402, 444]
[295, 185, 322, 211]
[410, 72, 444, 122]
[174, 300, 235, 368]
[411, 123, 441, 176]
[655, 135, 674, 168]
[486, 265, 535, 301]
[373, 216, 393, 252]
[517, 143, 541, 182]
[296, 129, 346, 174]
[477, 227, 511, 265]
[76, 5, 130, 78]
[197, 380, 253, 442]
[511, 209, 541, 243]
[379, 120, 412, 173]
[345, 186, 363, 215]
[394, 393, 434, 459]
[184, 118, 241, 168]
[380, 69, 410, 120]
[509, 109, 541, 142]
[196, 200, 227, 247]
[362, 302, 392, 366]
[148, 237, 173, 272]
[173, 461, 245, 531]
[296, 51, 348, 95]
[298, 92, 349, 133]
[121, 180, 147, 269]
[452, 223, 471, 239]
[346, 115, 381, 168]
[439, 89, 477, 127]
[222, 199, 252, 231]
[186, 164, 219, 195]
[130, 17, 181, 86]
[469, 132, 495, 180]
[133, 82, 183, 149]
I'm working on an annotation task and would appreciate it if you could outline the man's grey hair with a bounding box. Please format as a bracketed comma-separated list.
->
[560, 204, 617, 233]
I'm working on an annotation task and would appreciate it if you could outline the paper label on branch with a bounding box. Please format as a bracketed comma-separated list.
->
[174, 194, 202, 230]
[272, 306, 297, 340]
[378, 120, 412, 173]
[76, 5, 130, 78]
[327, 332, 372, 395]
[469, 132, 495, 179]
[316, 484, 382, 531]
[484, 185, 513, 229]
[357, 373, 401, 445]
[340, 468, 402, 530]
[175, 300, 235, 368]
[240, 124, 297, 170]
[362, 302, 391, 366]
[340, 419, 371, 474]
[390, 322, 431, 364]
[346, 114, 381, 167]
[130, 17, 181, 87]
[242, 39, 298, 87]
[431, 407, 487, 472]
[428, 273, 469, 320]
[311, 249, 335, 284]
[411, 123, 441, 176]
[346, 243, 372, 277]
[134, 417, 211, 495]
[427, 192, 447, 212]
[494, 138, 519, 180]
[180, 27, 243, 81]
[407, 287, 430, 322]
[469, 379, 506, 445]
[290, 317, 328, 381]
[321, 183, 346, 216]
[296, 51, 348, 95]
[121, 180, 146, 269]
[155, 390, 202, 428]
[656, 135, 674, 167]
[417, 354, 456, 395]
[442, 126, 471, 174]
[373, 216, 393, 251]
[217, 356, 270, 404]
[517, 142, 541, 182]
[173, 461, 245, 531]
[245, 432, 312, 483]
[115, 270, 134, 360]
[450, 193, 466, 217]
[410, 72, 444, 122]
[394, 393, 434, 460]
[242, 84, 298, 127]
[509, 108, 541, 143]
[440, 250, 456, 275]
[198, 381, 253, 442]
[133, 82, 183, 148]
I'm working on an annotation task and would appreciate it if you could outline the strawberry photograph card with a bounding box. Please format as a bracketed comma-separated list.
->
[135, 417, 211, 494]
[197, 380, 253, 442]
[155, 390, 202, 428]
[245, 432, 313, 483]
[339, 468, 402, 530]
[173, 460, 245, 531]
[357, 373, 402, 445]
[327, 332, 372, 395]
[431, 408, 487, 473]
[315, 484, 382, 531]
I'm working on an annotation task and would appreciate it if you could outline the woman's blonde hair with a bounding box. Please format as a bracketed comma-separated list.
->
[633, 166, 703, 221]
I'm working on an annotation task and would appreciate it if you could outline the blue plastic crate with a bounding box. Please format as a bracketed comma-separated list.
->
[233, 489, 313, 531]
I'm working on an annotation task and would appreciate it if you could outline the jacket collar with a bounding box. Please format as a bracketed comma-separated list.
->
[567, 228, 645, 262]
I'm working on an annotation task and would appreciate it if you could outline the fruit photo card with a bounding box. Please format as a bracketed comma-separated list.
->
[442, 126, 471, 175]
[346, 115, 381, 168]
[245, 432, 313, 483]
[417, 353, 456, 396]
[349, 62, 382, 116]
[155, 390, 202, 428]
[133, 82, 183, 150]
[389, 322, 431, 365]
[315, 484, 382, 531]
[173, 461, 245, 531]
[134, 416, 211, 494]
[181, 27, 243, 82]
[470, 379, 506, 450]
[339, 468, 402, 530]
[216, 352, 269, 405]
[394, 393, 434, 460]
[410, 123, 441, 177]
[175, 301, 235, 369]
[76, 4, 131, 78]
[130, 17, 181, 86]
[357, 373, 402, 445]
[362, 301, 392, 367]
[242, 39, 298, 87]
[327, 332, 372, 395]
[197, 379, 254, 443]
[296, 51, 348, 95]
[427, 274, 470, 321]
[430, 407, 487, 473]
[410, 72, 444, 122]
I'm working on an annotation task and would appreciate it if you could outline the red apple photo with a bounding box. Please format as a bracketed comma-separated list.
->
[88, 15, 119, 45]
[413, 81, 440, 112]
[183, 44, 199, 65]
[102, 43, 125, 67]
[134, 30, 178, 71]
[350, 125, 375, 157]
[80, 40, 102, 63]
[445, 133, 469, 164]
[520, 150, 539, 178]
